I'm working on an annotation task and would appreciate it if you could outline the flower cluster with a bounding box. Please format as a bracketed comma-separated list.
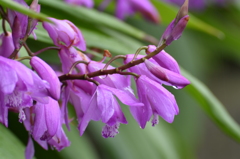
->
[0, 0, 189, 159]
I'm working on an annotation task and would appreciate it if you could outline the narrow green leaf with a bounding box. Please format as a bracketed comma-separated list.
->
[39, 0, 149, 40]
[0, 0, 50, 22]
[0, 124, 27, 159]
[182, 69, 240, 142]
[31, 25, 143, 56]
[59, 126, 99, 159]
[151, 0, 224, 39]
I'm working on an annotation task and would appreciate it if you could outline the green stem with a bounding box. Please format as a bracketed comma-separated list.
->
[68, 60, 89, 74]
[102, 55, 126, 70]
[15, 56, 32, 61]
[131, 46, 148, 62]
[22, 42, 34, 56]
[33, 46, 60, 56]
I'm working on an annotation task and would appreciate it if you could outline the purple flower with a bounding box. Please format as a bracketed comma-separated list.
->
[145, 45, 190, 89]
[131, 75, 179, 128]
[79, 84, 143, 137]
[7, 0, 40, 49]
[64, 80, 95, 130]
[58, 46, 90, 74]
[124, 51, 190, 89]
[30, 56, 61, 100]
[146, 45, 180, 74]
[144, 59, 190, 89]
[0, 56, 49, 126]
[159, 15, 189, 46]
[58, 46, 92, 130]
[23, 97, 70, 158]
[64, 0, 94, 8]
[43, 18, 86, 51]
[25, 137, 34, 159]
[124, 54, 168, 84]
[0, 32, 14, 58]
[32, 98, 60, 141]
[47, 127, 71, 151]
[159, 0, 189, 46]
[87, 61, 137, 99]
[100, 0, 160, 23]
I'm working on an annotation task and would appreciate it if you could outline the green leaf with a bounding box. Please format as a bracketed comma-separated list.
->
[59, 126, 99, 159]
[87, 107, 195, 159]
[0, 0, 50, 22]
[151, 0, 224, 39]
[39, 0, 153, 41]
[30, 25, 144, 56]
[0, 124, 28, 159]
[182, 68, 240, 142]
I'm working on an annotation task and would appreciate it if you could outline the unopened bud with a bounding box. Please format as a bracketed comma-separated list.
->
[0, 32, 15, 58]
[175, 0, 189, 24]
[158, 0, 189, 46]
[144, 59, 169, 82]
[30, 56, 61, 100]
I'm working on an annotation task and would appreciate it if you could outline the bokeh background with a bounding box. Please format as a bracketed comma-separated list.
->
[1, 0, 240, 158]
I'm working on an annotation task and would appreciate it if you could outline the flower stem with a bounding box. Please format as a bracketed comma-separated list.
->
[33, 46, 60, 56]
[22, 42, 34, 56]
[9, 48, 20, 59]
[102, 55, 126, 70]
[83, 74, 100, 86]
[131, 46, 148, 62]
[16, 56, 32, 61]
[59, 43, 167, 81]
[68, 60, 89, 74]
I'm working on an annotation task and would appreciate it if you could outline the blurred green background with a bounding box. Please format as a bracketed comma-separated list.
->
[1, 0, 240, 158]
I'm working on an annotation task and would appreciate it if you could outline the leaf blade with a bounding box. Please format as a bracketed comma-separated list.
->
[182, 68, 240, 142]
[0, 0, 50, 22]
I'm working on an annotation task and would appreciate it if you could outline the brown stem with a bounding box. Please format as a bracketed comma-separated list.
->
[131, 46, 148, 62]
[22, 42, 34, 56]
[33, 46, 60, 56]
[59, 43, 167, 81]
[9, 48, 20, 59]
[117, 71, 140, 78]
[102, 55, 126, 70]
[68, 60, 89, 74]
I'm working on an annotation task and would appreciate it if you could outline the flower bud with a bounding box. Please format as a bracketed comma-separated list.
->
[146, 45, 180, 74]
[158, 0, 189, 46]
[0, 32, 14, 58]
[43, 18, 86, 51]
[30, 56, 61, 100]
[144, 59, 190, 89]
